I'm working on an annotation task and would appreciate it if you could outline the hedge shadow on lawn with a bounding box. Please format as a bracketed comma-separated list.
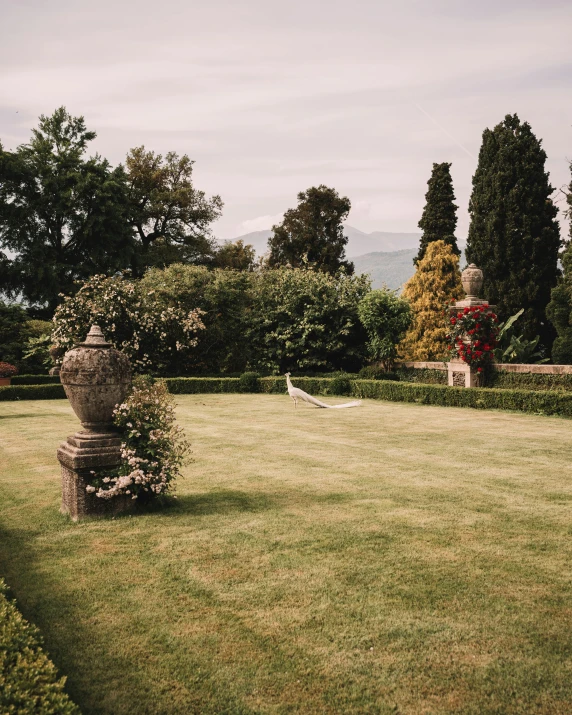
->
[167, 489, 278, 516]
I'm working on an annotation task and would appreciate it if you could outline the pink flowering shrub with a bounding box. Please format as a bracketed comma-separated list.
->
[86, 377, 190, 500]
[52, 274, 205, 374]
[0, 362, 18, 378]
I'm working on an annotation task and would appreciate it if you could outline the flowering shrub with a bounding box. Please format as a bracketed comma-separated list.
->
[86, 377, 191, 500]
[448, 305, 499, 373]
[0, 362, 18, 378]
[52, 274, 205, 374]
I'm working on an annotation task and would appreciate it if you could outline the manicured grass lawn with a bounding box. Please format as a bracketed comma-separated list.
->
[0, 395, 571, 714]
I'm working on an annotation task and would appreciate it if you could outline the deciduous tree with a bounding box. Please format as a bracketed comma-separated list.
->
[267, 185, 353, 274]
[547, 162, 572, 363]
[358, 289, 412, 370]
[0, 108, 134, 313]
[125, 147, 223, 274]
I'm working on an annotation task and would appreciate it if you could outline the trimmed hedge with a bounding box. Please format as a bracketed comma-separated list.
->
[348, 379, 572, 417]
[164, 377, 242, 394]
[3, 374, 572, 417]
[0, 580, 80, 714]
[0, 384, 66, 401]
[11, 375, 60, 385]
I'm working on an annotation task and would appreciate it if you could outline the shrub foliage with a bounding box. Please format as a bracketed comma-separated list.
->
[399, 241, 464, 361]
[0, 579, 79, 714]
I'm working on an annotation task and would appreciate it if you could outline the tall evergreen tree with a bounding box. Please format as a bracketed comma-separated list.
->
[267, 185, 353, 274]
[546, 162, 572, 363]
[415, 162, 459, 265]
[466, 114, 560, 347]
[398, 240, 464, 361]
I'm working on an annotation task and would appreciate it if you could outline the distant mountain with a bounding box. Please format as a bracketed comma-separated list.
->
[354, 245, 467, 291]
[352, 249, 418, 290]
[223, 225, 422, 259]
[222, 226, 466, 291]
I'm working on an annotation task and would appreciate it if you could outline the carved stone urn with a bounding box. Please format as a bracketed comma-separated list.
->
[57, 325, 132, 520]
[60, 325, 131, 433]
[461, 264, 484, 301]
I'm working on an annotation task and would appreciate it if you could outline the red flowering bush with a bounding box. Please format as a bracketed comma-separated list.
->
[447, 305, 499, 373]
[0, 362, 18, 378]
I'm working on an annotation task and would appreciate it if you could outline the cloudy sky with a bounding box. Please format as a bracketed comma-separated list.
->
[1, 0, 571, 242]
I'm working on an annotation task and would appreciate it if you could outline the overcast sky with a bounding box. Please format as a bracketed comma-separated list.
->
[1, 0, 571, 242]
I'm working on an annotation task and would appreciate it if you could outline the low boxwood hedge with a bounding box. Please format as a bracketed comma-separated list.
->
[0, 580, 79, 714]
[348, 379, 572, 417]
[164, 377, 243, 394]
[0, 384, 66, 401]
[11, 375, 60, 385]
[3, 374, 572, 417]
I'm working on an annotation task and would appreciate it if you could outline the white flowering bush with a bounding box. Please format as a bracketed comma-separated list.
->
[86, 377, 190, 500]
[52, 274, 205, 374]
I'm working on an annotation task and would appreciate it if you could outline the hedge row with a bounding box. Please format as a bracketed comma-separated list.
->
[0, 384, 66, 401]
[164, 376, 572, 417]
[0, 580, 79, 715]
[11, 375, 60, 385]
[348, 379, 572, 417]
[3, 376, 572, 417]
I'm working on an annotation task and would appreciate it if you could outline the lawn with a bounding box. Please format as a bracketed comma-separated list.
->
[0, 395, 571, 714]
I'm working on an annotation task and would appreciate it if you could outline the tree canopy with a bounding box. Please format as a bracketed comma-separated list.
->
[415, 162, 459, 265]
[267, 185, 354, 274]
[466, 114, 560, 347]
[358, 289, 412, 370]
[125, 146, 223, 274]
[0, 108, 134, 313]
[546, 161, 572, 363]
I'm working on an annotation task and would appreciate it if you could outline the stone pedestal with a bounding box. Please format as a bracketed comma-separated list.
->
[57, 325, 131, 520]
[447, 358, 481, 388]
[57, 431, 134, 520]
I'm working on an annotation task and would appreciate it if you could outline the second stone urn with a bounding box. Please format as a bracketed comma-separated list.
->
[57, 325, 132, 520]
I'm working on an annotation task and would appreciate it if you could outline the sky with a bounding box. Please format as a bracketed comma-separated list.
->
[1, 0, 571, 243]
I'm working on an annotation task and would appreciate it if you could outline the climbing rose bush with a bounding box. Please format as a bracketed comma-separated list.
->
[86, 377, 190, 500]
[448, 305, 499, 373]
[52, 274, 205, 374]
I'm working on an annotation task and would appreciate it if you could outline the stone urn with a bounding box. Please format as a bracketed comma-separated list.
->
[461, 264, 484, 301]
[60, 325, 131, 433]
[57, 325, 132, 520]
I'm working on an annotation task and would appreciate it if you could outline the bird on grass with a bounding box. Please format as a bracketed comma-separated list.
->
[285, 373, 361, 409]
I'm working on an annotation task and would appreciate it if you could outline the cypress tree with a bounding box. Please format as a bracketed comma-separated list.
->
[415, 162, 460, 265]
[398, 240, 464, 361]
[546, 163, 572, 363]
[466, 114, 560, 347]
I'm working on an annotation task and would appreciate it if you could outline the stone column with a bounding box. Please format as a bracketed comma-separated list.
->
[447, 264, 496, 389]
[57, 325, 131, 520]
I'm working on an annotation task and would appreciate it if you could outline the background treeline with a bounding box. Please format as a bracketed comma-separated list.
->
[1, 107, 571, 373]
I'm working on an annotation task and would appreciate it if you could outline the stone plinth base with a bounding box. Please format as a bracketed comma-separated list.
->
[57, 431, 134, 521]
[447, 359, 481, 388]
